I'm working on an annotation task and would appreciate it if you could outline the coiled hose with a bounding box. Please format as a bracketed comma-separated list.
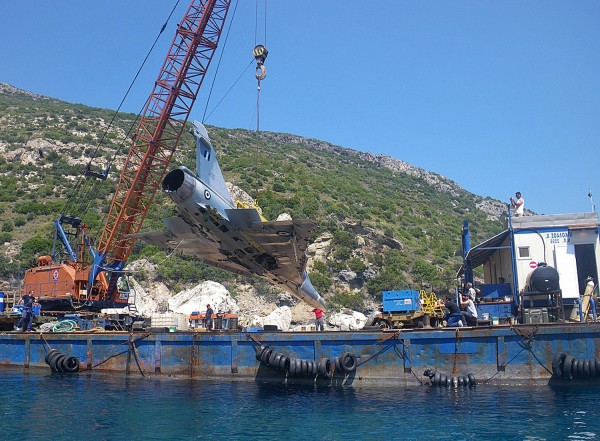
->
[52, 320, 78, 333]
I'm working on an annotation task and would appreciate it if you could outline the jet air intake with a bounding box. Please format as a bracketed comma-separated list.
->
[162, 167, 196, 204]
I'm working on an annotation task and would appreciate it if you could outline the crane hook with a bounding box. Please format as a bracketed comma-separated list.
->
[253, 44, 268, 80]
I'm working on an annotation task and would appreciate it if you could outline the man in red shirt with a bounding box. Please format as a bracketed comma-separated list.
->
[309, 308, 326, 331]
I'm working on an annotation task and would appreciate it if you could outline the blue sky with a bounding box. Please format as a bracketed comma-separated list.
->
[1, 1, 599, 216]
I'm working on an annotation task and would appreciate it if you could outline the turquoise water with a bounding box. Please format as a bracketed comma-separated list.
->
[1, 368, 599, 440]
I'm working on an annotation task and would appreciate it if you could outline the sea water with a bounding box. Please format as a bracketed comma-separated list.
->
[1, 367, 600, 441]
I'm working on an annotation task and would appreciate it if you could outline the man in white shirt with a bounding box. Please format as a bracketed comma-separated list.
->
[510, 192, 524, 216]
[460, 293, 478, 326]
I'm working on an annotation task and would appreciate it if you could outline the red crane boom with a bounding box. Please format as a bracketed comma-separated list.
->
[98, 0, 231, 266]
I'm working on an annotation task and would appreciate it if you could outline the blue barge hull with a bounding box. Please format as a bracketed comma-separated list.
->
[1, 323, 599, 385]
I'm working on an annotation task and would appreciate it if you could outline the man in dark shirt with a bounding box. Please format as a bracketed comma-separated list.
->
[443, 295, 463, 327]
[16, 291, 36, 332]
[205, 304, 214, 331]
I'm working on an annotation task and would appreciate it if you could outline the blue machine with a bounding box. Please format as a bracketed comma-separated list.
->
[382, 290, 421, 313]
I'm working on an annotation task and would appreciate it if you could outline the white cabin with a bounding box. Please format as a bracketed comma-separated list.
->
[462, 212, 600, 304]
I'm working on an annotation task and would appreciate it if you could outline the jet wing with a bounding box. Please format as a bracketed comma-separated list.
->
[238, 219, 317, 284]
[133, 217, 253, 277]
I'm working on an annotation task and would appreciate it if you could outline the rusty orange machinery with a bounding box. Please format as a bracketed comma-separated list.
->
[23, 255, 109, 309]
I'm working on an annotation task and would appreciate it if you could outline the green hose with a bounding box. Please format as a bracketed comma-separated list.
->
[52, 320, 78, 333]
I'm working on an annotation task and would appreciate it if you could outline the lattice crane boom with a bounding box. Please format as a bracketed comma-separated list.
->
[90, 0, 232, 301]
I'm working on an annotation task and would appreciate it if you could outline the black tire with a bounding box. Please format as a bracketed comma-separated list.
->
[300, 359, 308, 376]
[583, 360, 591, 378]
[292, 358, 301, 376]
[433, 372, 441, 386]
[552, 352, 568, 377]
[595, 359, 600, 377]
[562, 355, 575, 380]
[467, 373, 476, 387]
[334, 356, 342, 373]
[458, 376, 464, 387]
[45, 349, 59, 365]
[59, 356, 73, 373]
[279, 355, 290, 372]
[576, 359, 584, 378]
[63, 356, 80, 373]
[319, 358, 332, 379]
[255, 345, 269, 361]
[341, 352, 358, 373]
[589, 359, 597, 377]
[261, 348, 273, 366]
[307, 360, 316, 377]
[440, 374, 448, 387]
[51, 354, 67, 373]
[271, 352, 283, 370]
[47, 351, 64, 373]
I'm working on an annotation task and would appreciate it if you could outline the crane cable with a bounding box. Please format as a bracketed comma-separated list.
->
[61, 0, 183, 221]
[201, 0, 241, 124]
[252, 0, 268, 201]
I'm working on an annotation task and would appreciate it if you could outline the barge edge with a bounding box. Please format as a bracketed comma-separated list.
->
[2, 323, 599, 386]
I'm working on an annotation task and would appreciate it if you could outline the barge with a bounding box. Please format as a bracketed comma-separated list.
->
[1, 322, 599, 386]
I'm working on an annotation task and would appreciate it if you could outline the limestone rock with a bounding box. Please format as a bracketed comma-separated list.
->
[168, 281, 239, 316]
[328, 309, 367, 331]
[250, 306, 292, 331]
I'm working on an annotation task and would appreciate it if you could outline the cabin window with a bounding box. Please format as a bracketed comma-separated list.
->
[518, 246, 530, 259]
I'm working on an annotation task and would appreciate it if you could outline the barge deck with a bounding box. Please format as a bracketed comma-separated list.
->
[2, 322, 599, 386]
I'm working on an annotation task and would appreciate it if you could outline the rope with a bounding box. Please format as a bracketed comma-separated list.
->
[129, 333, 147, 377]
[92, 333, 151, 369]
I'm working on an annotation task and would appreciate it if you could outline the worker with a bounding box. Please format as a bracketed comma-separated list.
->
[510, 192, 525, 217]
[205, 304, 214, 331]
[460, 293, 478, 326]
[443, 296, 463, 327]
[309, 308, 326, 331]
[465, 282, 477, 302]
[16, 291, 36, 332]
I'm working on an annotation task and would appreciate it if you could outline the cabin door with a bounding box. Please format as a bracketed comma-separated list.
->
[574, 243, 598, 295]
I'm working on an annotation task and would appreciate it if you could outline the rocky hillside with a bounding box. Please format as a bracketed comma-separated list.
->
[0, 83, 509, 322]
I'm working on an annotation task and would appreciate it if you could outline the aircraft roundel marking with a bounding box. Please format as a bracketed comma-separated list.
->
[204, 190, 211, 200]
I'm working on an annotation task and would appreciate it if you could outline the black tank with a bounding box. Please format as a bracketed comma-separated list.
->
[526, 263, 560, 292]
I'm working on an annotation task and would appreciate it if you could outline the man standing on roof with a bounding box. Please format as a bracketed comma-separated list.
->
[510, 192, 525, 217]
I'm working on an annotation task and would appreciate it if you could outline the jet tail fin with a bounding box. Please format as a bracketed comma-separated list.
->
[191, 121, 233, 206]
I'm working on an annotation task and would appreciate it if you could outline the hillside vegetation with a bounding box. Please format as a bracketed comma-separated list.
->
[0, 83, 506, 311]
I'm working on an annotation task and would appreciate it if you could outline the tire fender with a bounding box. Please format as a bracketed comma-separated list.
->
[562, 355, 575, 380]
[552, 352, 568, 377]
[440, 374, 448, 387]
[341, 352, 358, 373]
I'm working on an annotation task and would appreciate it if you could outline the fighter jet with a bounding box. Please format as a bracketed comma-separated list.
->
[134, 121, 326, 310]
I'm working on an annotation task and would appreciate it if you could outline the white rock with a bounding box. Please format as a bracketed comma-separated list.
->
[328, 309, 367, 331]
[167, 281, 239, 316]
[250, 306, 292, 331]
